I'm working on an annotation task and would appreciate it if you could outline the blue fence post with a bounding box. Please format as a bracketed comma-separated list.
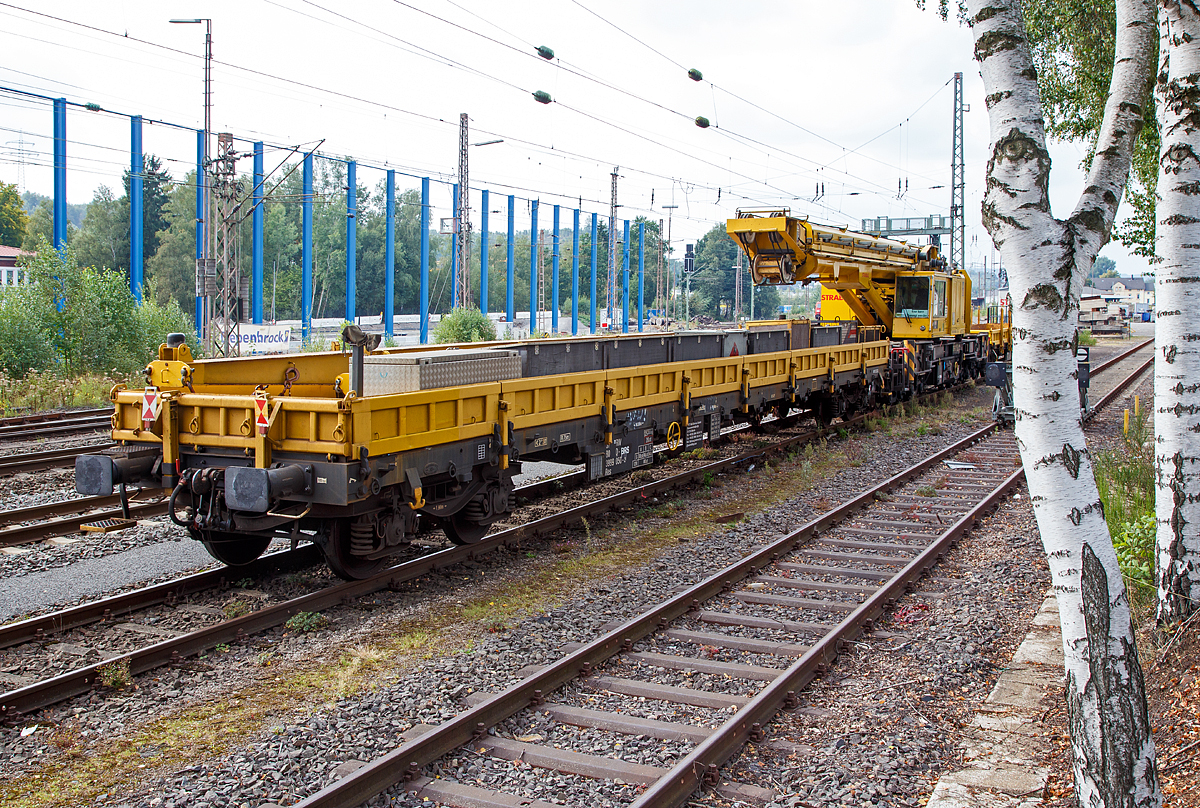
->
[637, 221, 645, 332]
[571, 208, 580, 335]
[53, 98, 67, 252]
[506, 195, 515, 326]
[480, 189, 489, 317]
[130, 115, 144, 302]
[301, 153, 313, 343]
[420, 177, 430, 344]
[451, 183, 459, 309]
[551, 205, 560, 334]
[345, 160, 357, 323]
[622, 220, 630, 334]
[590, 213, 598, 335]
[252, 141, 264, 324]
[385, 170, 395, 338]
[194, 129, 204, 338]
[529, 200, 539, 334]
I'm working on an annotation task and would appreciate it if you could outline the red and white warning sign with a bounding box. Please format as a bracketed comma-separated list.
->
[254, 394, 270, 436]
[142, 386, 161, 428]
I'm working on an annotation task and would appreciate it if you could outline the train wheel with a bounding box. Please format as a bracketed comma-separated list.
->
[197, 531, 272, 567]
[321, 518, 388, 581]
[443, 512, 489, 545]
[816, 397, 835, 427]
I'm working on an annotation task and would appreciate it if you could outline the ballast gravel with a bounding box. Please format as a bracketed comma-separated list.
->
[0, 388, 1052, 808]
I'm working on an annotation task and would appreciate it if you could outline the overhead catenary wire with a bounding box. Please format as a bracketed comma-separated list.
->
[0, 1, 945, 240]
[0, 5, 766, 216]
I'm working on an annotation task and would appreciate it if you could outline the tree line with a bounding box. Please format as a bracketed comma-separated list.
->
[1, 160, 782, 327]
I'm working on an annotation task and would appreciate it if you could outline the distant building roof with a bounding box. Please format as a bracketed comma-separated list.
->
[1088, 276, 1149, 292]
[0, 245, 33, 267]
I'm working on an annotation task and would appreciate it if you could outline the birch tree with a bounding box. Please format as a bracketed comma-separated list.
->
[966, 0, 1162, 804]
[1154, 0, 1200, 624]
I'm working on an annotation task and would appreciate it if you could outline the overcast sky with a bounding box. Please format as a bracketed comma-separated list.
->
[0, 0, 1148, 278]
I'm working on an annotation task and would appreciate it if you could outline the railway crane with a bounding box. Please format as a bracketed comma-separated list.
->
[727, 209, 1011, 395]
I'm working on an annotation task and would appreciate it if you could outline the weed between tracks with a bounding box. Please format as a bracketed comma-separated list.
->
[0, 370, 120, 414]
[1, 388, 988, 808]
[1093, 405, 1156, 615]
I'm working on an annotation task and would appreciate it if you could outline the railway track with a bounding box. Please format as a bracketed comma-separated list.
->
[0, 409, 111, 441]
[0, 443, 115, 476]
[0, 348, 1152, 763]
[286, 346, 1153, 808]
[0, 407, 111, 429]
[299, 426, 1022, 808]
[0, 402, 896, 715]
[0, 490, 166, 549]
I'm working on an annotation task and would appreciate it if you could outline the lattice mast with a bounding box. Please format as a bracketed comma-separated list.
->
[607, 167, 618, 329]
[210, 132, 244, 357]
[950, 72, 966, 273]
[457, 112, 471, 307]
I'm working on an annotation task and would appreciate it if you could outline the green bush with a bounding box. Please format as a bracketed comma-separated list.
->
[1112, 513, 1156, 588]
[285, 611, 328, 632]
[1093, 407, 1154, 538]
[433, 306, 497, 344]
[1093, 406, 1155, 595]
[4, 238, 195, 380]
[0, 290, 56, 376]
[1078, 329, 1097, 347]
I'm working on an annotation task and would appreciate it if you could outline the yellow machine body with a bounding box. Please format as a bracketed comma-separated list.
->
[727, 210, 975, 342]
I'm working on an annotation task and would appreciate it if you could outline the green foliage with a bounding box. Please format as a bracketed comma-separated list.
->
[915, 0, 968, 22]
[72, 185, 128, 273]
[693, 222, 779, 321]
[97, 659, 132, 689]
[1021, 0, 1158, 258]
[1112, 513, 1156, 588]
[21, 199, 56, 251]
[146, 170, 201, 313]
[126, 155, 173, 265]
[921, 0, 1158, 257]
[0, 182, 28, 248]
[0, 237, 194, 380]
[0, 289, 56, 377]
[65, 155, 173, 279]
[1093, 406, 1155, 587]
[1078, 329, 1098, 346]
[0, 368, 115, 413]
[285, 611, 328, 632]
[1092, 256, 1117, 278]
[433, 306, 497, 343]
[21, 190, 85, 229]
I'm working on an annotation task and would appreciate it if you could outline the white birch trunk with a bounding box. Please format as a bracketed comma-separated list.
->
[968, 0, 1161, 804]
[1154, 0, 1200, 624]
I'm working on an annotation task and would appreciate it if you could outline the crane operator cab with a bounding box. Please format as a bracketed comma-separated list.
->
[892, 272, 970, 340]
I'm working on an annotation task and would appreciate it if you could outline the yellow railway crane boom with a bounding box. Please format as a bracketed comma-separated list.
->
[726, 209, 974, 342]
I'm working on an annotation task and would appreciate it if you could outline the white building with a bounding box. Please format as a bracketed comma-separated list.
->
[1084, 276, 1154, 319]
